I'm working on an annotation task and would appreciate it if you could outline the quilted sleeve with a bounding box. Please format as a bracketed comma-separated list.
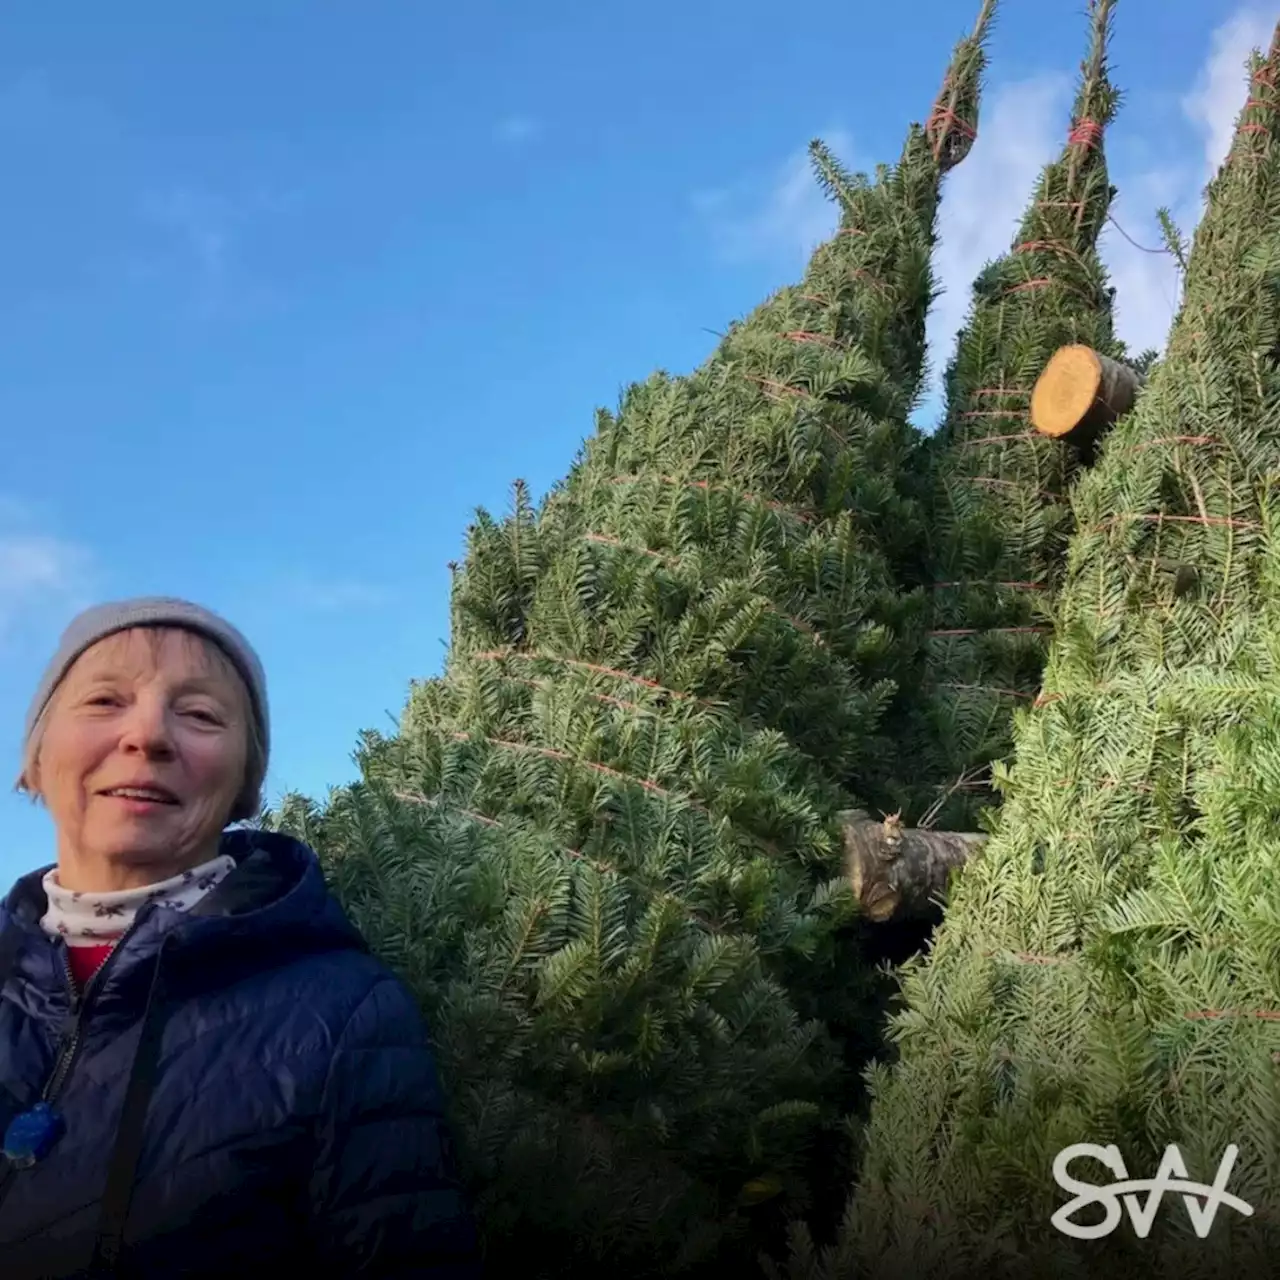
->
[308, 974, 483, 1278]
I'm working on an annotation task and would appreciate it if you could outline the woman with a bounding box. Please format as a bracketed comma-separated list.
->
[0, 597, 481, 1278]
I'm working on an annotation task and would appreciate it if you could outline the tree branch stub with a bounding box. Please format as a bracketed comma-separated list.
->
[839, 809, 986, 924]
[1030, 344, 1144, 449]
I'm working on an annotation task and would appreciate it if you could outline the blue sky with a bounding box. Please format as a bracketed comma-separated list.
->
[0, 0, 1268, 882]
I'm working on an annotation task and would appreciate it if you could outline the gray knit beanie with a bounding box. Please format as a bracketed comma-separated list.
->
[20, 597, 270, 823]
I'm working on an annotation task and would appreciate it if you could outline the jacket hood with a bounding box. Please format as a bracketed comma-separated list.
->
[0, 829, 366, 1023]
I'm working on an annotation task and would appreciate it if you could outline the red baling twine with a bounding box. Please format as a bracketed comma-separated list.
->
[1068, 118, 1103, 150]
[783, 330, 838, 348]
[1236, 91, 1275, 136]
[958, 432, 1037, 447]
[927, 626, 1049, 637]
[1186, 1009, 1280, 1022]
[746, 374, 807, 400]
[1086, 512, 1262, 537]
[474, 649, 709, 706]
[931, 581, 1043, 590]
[457, 731, 694, 805]
[1015, 240, 1085, 266]
[926, 107, 977, 154]
[926, 108, 977, 139]
[1122, 435, 1216, 453]
[942, 682, 1035, 699]
[851, 267, 889, 294]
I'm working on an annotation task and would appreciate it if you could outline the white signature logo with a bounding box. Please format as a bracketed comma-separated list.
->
[1051, 1143, 1254, 1240]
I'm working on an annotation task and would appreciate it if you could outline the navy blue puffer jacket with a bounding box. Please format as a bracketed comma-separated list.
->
[0, 828, 481, 1279]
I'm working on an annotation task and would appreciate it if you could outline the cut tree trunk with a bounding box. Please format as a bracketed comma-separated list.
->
[839, 809, 986, 924]
[1030, 344, 1144, 450]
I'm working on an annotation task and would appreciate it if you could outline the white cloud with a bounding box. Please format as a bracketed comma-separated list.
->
[494, 115, 541, 144]
[924, 68, 1193, 377]
[0, 536, 79, 592]
[1099, 172, 1186, 358]
[1184, 8, 1275, 183]
[925, 74, 1067, 400]
[693, 128, 856, 265]
[0, 502, 95, 642]
[1098, 6, 1269, 359]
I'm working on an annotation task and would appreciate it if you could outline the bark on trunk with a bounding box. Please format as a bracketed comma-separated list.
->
[840, 809, 986, 924]
[1030, 344, 1144, 449]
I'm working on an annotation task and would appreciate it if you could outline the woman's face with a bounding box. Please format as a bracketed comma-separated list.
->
[31, 627, 250, 892]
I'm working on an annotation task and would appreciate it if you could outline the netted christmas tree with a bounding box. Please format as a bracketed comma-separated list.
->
[268, 9, 998, 1279]
[769, 22, 1280, 1280]
[901, 0, 1130, 833]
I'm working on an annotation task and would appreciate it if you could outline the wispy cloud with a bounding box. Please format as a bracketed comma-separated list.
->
[693, 128, 856, 265]
[924, 74, 1067, 409]
[139, 185, 293, 317]
[144, 188, 230, 286]
[693, 84, 1066, 424]
[281, 576, 393, 613]
[494, 115, 542, 144]
[1184, 8, 1275, 184]
[1099, 169, 1186, 360]
[1099, 6, 1271, 359]
[0, 499, 96, 643]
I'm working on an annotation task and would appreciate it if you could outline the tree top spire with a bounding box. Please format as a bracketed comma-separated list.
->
[1070, 0, 1119, 137]
[1225, 17, 1280, 167]
[923, 0, 998, 172]
[1209, 19, 1280, 179]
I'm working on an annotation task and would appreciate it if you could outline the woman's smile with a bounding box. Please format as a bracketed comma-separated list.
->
[99, 791, 181, 817]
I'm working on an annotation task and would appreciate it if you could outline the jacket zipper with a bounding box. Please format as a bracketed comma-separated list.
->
[42, 941, 117, 1105]
[0, 930, 134, 1212]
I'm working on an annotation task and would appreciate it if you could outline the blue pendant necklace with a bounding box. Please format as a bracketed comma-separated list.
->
[3, 1101, 66, 1169]
[1, 943, 97, 1170]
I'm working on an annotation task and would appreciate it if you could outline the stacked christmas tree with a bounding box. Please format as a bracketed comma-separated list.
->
[901, 0, 1128, 833]
[271, 8, 997, 1277]
[771, 22, 1280, 1280]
